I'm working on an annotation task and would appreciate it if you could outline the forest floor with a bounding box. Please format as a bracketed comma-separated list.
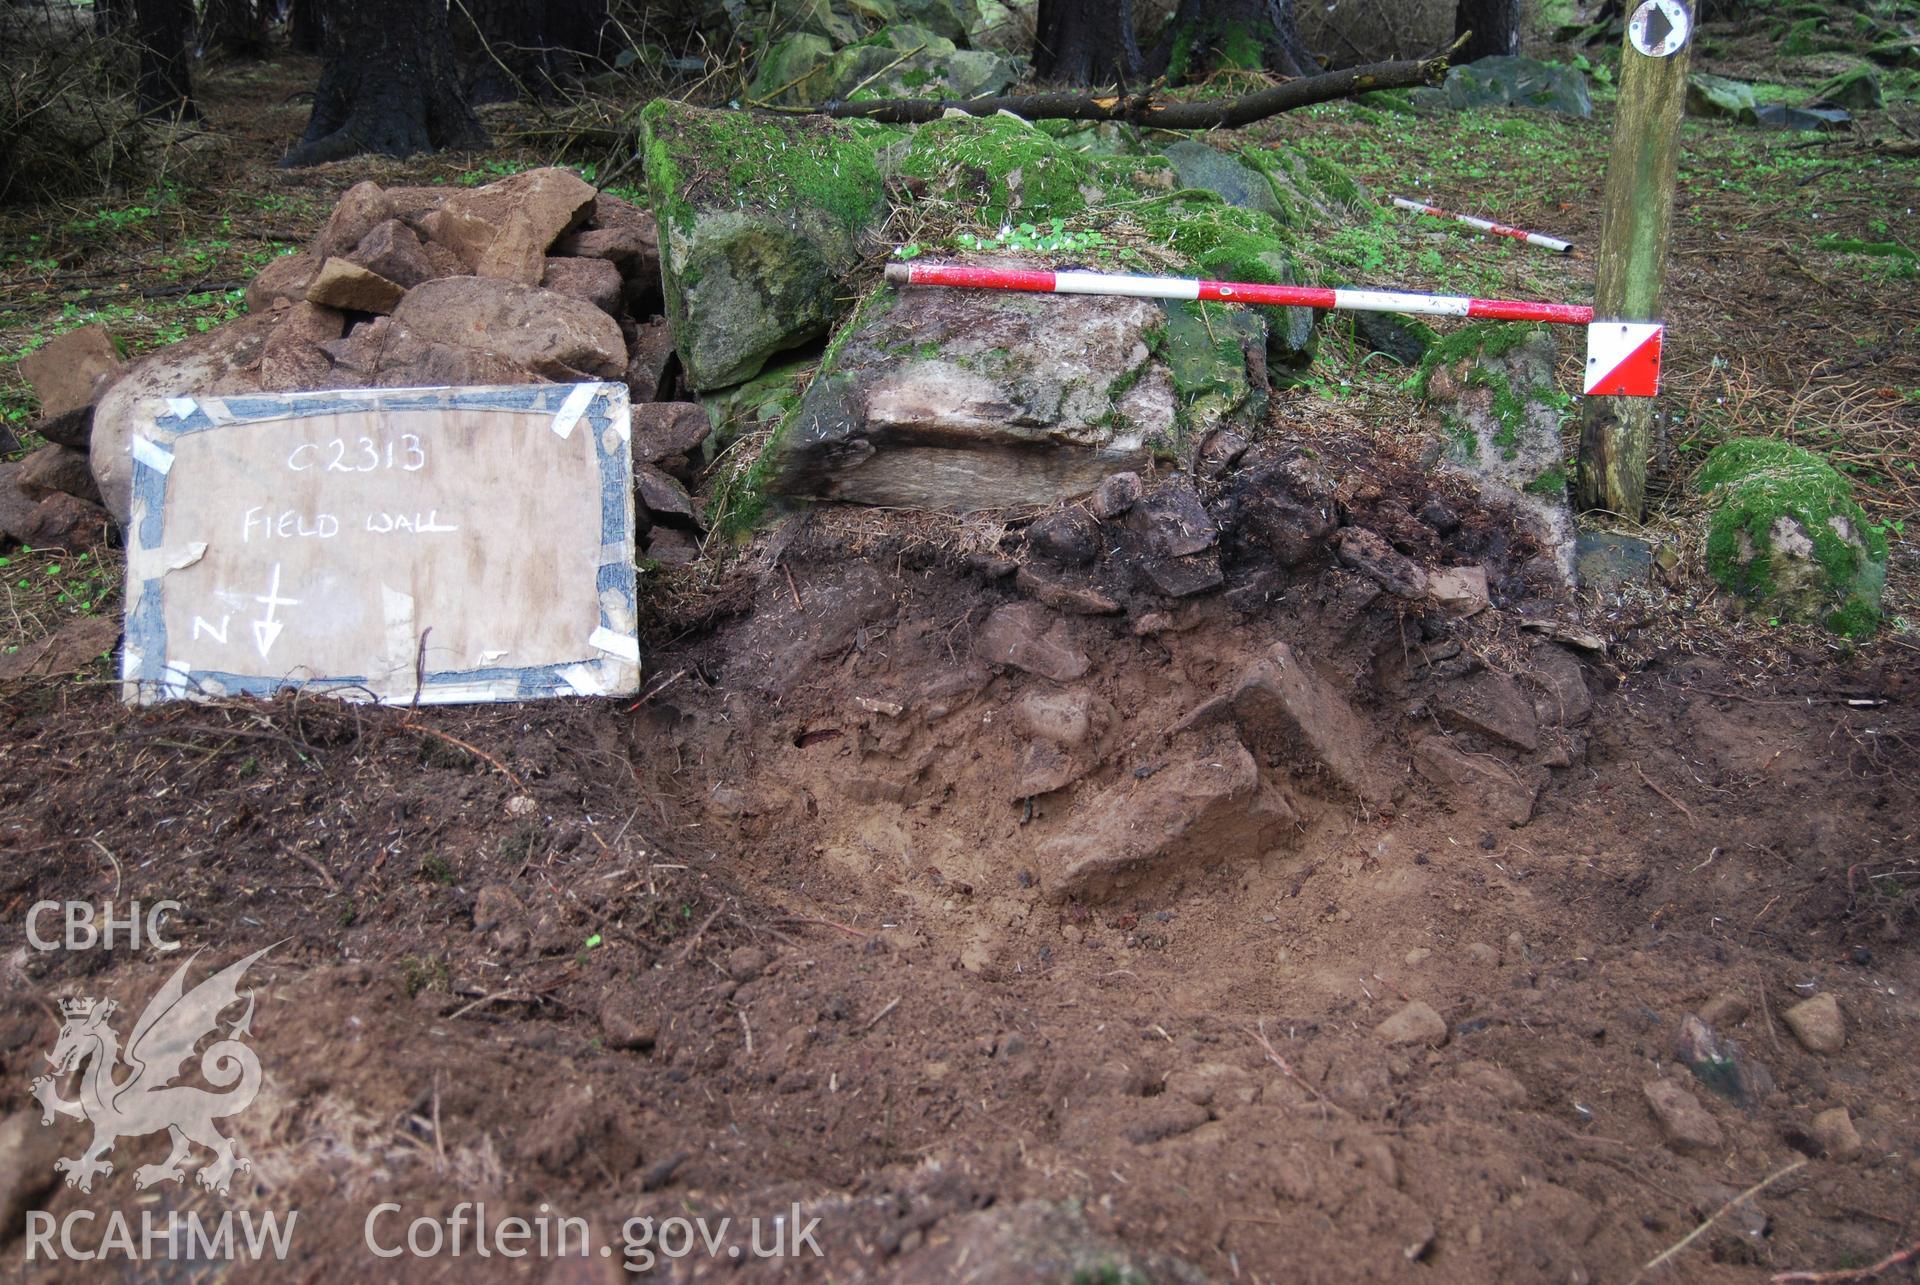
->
[2, 31, 1919, 1285]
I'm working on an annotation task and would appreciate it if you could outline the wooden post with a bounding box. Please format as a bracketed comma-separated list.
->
[1575, 0, 1693, 518]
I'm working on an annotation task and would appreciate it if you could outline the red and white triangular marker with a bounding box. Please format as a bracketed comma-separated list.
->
[1584, 321, 1664, 398]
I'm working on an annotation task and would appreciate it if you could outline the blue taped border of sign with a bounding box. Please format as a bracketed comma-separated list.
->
[121, 383, 639, 706]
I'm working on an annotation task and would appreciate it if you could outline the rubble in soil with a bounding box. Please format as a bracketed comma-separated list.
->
[4, 423, 1917, 1278]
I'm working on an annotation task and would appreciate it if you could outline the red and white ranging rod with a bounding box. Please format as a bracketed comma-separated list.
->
[1390, 194, 1574, 254]
[883, 260, 1664, 398]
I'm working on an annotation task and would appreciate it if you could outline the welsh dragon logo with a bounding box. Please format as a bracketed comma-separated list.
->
[31, 945, 275, 1195]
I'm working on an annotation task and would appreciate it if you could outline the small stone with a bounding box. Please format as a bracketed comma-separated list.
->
[623, 318, 677, 403]
[1464, 942, 1499, 966]
[726, 945, 771, 982]
[1809, 1107, 1862, 1160]
[349, 218, 437, 289]
[1404, 947, 1432, 967]
[553, 219, 659, 273]
[975, 603, 1090, 683]
[1027, 507, 1102, 566]
[1091, 471, 1143, 519]
[313, 179, 396, 261]
[391, 277, 628, 379]
[422, 167, 597, 283]
[472, 884, 524, 933]
[1123, 476, 1217, 559]
[636, 465, 699, 527]
[645, 528, 701, 566]
[15, 445, 100, 504]
[246, 251, 320, 313]
[631, 402, 711, 468]
[1783, 993, 1845, 1053]
[1644, 1079, 1723, 1152]
[1375, 1000, 1448, 1046]
[1698, 993, 1751, 1028]
[1014, 689, 1101, 749]
[19, 325, 123, 447]
[1427, 565, 1489, 617]
[598, 993, 659, 1052]
[542, 257, 624, 316]
[306, 257, 406, 314]
[505, 795, 537, 818]
[1418, 498, 1460, 533]
[13, 493, 108, 550]
[1335, 526, 1429, 599]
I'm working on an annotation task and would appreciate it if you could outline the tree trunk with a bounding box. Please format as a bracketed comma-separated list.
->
[1152, 0, 1317, 84]
[134, 0, 198, 119]
[1032, 0, 1142, 85]
[281, 0, 485, 166]
[287, 0, 323, 54]
[463, 0, 610, 103]
[1454, 0, 1521, 63]
[202, 0, 269, 57]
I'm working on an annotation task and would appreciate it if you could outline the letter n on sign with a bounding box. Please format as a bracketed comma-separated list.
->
[122, 384, 641, 706]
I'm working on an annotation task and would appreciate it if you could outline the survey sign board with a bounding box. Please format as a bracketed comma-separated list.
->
[121, 384, 641, 706]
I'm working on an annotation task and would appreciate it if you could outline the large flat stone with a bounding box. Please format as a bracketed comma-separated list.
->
[764, 283, 1176, 510]
[390, 277, 626, 380]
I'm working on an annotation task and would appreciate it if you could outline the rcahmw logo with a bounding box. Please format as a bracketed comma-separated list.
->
[24, 944, 298, 1264]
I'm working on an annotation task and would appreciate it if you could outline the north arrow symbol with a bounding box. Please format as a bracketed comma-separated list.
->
[252, 618, 284, 658]
[251, 562, 301, 660]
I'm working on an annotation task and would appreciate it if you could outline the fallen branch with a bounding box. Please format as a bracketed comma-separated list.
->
[784, 53, 1449, 130]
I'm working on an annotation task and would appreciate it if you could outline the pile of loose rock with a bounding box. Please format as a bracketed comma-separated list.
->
[1, 167, 711, 566]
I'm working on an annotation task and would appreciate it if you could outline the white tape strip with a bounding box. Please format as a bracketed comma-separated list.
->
[405, 680, 520, 705]
[132, 436, 175, 475]
[130, 541, 207, 580]
[166, 397, 197, 421]
[1331, 288, 1474, 317]
[551, 384, 597, 439]
[1055, 271, 1202, 300]
[559, 662, 607, 697]
[121, 648, 142, 681]
[588, 625, 640, 664]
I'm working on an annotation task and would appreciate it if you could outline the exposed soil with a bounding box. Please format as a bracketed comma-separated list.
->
[5, 437, 1919, 1282]
[4, 23, 1920, 1285]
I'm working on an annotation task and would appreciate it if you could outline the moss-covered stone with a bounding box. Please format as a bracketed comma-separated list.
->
[639, 100, 897, 390]
[1696, 438, 1886, 637]
[1158, 300, 1267, 443]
